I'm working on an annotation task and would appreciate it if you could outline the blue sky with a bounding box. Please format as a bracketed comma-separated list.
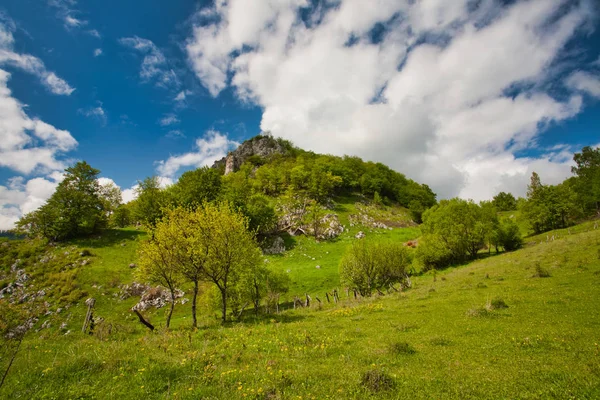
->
[0, 0, 599, 229]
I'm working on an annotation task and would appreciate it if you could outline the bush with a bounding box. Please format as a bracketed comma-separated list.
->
[416, 234, 453, 271]
[496, 219, 523, 251]
[339, 240, 411, 296]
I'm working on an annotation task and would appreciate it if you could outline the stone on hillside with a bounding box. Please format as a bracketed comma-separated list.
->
[315, 265, 321, 269]
[355, 231, 366, 239]
[129, 263, 137, 268]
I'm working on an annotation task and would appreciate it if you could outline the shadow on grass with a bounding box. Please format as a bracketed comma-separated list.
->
[69, 228, 146, 249]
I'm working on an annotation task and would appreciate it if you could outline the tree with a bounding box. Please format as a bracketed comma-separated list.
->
[200, 202, 262, 322]
[111, 204, 131, 228]
[340, 240, 411, 296]
[495, 218, 523, 251]
[170, 167, 222, 209]
[571, 146, 600, 214]
[132, 176, 167, 233]
[98, 181, 122, 217]
[492, 192, 517, 211]
[137, 228, 183, 328]
[17, 161, 106, 240]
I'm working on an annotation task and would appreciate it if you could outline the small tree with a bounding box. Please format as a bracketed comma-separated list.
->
[138, 227, 182, 328]
[201, 202, 262, 323]
[133, 176, 167, 234]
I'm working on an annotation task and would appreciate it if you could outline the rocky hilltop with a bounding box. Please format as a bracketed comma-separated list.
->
[212, 134, 291, 174]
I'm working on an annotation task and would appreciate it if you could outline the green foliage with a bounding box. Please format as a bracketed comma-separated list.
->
[169, 167, 222, 209]
[520, 173, 580, 234]
[245, 194, 277, 236]
[339, 240, 411, 296]
[492, 192, 517, 211]
[131, 176, 168, 231]
[419, 198, 494, 268]
[571, 146, 600, 214]
[416, 234, 454, 271]
[110, 204, 131, 228]
[16, 162, 107, 241]
[495, 218, 523, 251]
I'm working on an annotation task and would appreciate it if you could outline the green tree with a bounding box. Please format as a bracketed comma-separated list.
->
[111, 204, 131, 228]
[137, 227, 183, 328]
[571, 146, 600, 214]
[200, 202, 262, 322]
[492, 192, 517, 211]
[132, 176, 167, 233]
[17, 161, 106, 240]
[170, 167, 222, 208]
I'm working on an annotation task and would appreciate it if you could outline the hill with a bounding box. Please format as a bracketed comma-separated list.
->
[1, 218, 599, 398]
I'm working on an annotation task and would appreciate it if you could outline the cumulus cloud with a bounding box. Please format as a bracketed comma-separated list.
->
[120, 36, 180, 89]
[0, 172, 64, 230]
[186, 0, 597, 200]
[0, 18, 75, 95]
[93, 48, 102, 57]
[156, 130, 238, 178]
[48, 0, 99, 35]
[0, 69, 78, 174]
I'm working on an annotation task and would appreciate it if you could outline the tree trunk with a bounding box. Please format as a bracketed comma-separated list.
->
[220, 288, 227, 323]
[166, 288, 175, 329]
[192, 280, 199, 328]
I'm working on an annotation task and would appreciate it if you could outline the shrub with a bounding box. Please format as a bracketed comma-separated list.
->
[416, 234, 453, 271]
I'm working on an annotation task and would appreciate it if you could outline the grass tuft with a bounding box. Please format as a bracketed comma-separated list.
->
[390, 341, 417, 355]
[361, 368, 395, 392]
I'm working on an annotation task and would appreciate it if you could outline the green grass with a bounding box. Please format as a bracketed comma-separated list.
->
[2, 219, 600, 399]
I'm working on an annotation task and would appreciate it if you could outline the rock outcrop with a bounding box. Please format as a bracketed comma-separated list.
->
[212, 134, 290, 175]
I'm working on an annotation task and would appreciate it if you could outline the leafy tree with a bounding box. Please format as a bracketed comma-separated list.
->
[170, 167, 222, 208]
[521, 172, 579, 234]
[200, 202, 262, 322]
[137, 227, 183, 328]
[495, 218, 523, 251]
[17, 161, 106, 240]
[340, 240, 411, 296]
[571, 146, 600, 214]
[111, 204, 131, 228]
[132, 176, 167, 233]
[492, 192, 517, 211]
[245, 194, 277, 236]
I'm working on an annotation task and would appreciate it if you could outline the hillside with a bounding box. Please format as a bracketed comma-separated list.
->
[1, 219, 599, 398]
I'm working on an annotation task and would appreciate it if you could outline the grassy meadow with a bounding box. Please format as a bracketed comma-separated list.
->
[1, 213, 600, 398]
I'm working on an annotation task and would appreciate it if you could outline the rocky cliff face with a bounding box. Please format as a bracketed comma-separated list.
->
[212, 134, 290, 174]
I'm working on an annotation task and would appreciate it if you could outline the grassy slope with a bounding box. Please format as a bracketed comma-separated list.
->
[2, 220, 600, 399]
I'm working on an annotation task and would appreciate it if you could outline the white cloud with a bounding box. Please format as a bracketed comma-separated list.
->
[0, 172, 63, 230]
[48, 0, 96, 33]
[0, 69, 77, 174]
[166, 129, 185, 138]
[186, 0, 596, 200]
[566, 70, 600, 98]
[0, 19, 75, 95]
[93, 48, 103, 57]
[78, 105, 107, 125]
[156, 130, 238, 178]
[120, 36, 180, 88]
[159, 113, 180, 126]
[87, 29, 101, 38]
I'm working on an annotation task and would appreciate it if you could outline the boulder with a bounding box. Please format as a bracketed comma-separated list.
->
[355, 231, 366, 239]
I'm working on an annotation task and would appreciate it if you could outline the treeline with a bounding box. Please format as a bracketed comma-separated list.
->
[418, 146, 600, 270]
